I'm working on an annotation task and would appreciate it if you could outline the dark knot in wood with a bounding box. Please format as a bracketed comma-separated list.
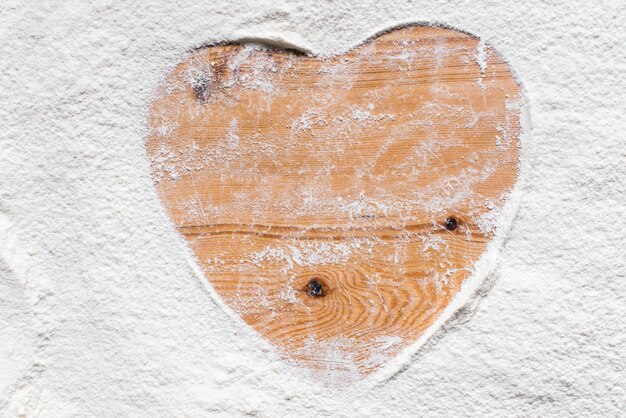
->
[307, 278, 325, 298]
[191, 76, 210, 101]
[444, 216, 458, 231]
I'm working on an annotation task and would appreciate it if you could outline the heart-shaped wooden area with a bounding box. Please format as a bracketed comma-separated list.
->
[146, 25, 522, 379]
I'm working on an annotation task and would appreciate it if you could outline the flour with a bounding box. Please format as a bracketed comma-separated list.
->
[0, 1, 624, 416]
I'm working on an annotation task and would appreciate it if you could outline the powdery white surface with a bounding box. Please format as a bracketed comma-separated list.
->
[0, 1, 624, 416]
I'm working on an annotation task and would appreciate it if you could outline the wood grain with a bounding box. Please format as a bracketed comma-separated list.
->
[146, 25, 522, 379]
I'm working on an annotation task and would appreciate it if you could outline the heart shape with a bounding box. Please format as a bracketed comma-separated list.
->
[146, 25, 523, 380]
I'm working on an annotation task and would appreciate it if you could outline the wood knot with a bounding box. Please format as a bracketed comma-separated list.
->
[191, 75, 210, 102]
[191, 62, 229, 102]
[444, 216, 458, 231]
[306, 278, 325, 298]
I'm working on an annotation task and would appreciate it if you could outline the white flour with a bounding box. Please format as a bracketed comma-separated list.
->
[0, 1, 624, 416]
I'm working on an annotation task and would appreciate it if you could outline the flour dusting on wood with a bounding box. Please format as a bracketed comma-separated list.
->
[146, 25, 523, 383]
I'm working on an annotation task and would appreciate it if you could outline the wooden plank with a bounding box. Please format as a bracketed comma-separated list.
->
[146, 25, 522, 379]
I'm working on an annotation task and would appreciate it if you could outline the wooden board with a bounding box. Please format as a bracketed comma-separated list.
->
[146, 25, 522, 379]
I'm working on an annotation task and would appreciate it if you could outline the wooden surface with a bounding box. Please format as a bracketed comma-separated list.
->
[146, 25, 522, 379]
